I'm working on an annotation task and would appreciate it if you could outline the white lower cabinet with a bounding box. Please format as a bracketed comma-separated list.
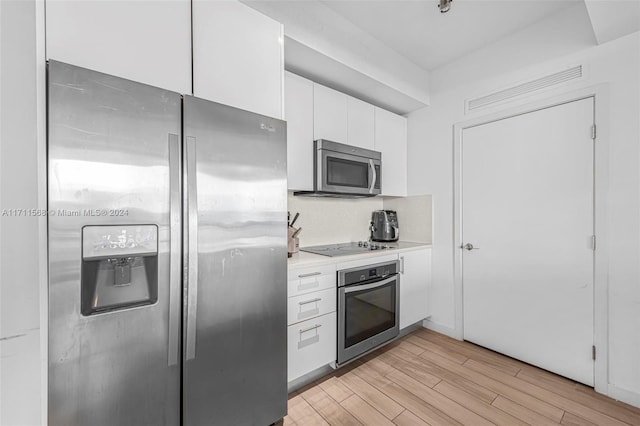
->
[287, 264, 337, 382]
[287, 313, 337, 382]
[286, 247, 431, 382]
[399, 248, 431, 329]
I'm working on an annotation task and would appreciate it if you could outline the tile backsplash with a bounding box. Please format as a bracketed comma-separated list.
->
[287, 192, 432, 247]
[287, 193, 383, 246]
[383, 195, 433, 244]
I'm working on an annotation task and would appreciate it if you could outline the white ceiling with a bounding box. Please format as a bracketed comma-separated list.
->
[320, 0, 582, 71]
[244, 0, 640, 115]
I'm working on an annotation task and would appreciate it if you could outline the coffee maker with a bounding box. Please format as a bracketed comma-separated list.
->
[370, 210, 399, 242]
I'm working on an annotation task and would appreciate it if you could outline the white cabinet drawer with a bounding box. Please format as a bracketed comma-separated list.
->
[288, 313, 336, 382]
[288, 264, 336, 297]
[288, 287, 336, 325]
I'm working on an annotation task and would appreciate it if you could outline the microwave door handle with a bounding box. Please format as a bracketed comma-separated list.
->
[368, 159, 377, 194]
[344, 275, 396, 293]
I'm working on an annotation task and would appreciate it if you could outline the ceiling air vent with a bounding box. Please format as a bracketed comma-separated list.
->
[466, 65, 583, 112]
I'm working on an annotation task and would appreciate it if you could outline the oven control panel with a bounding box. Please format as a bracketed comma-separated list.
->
[341, 260, 398, 286]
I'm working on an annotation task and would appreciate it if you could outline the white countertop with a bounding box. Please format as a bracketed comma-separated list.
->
[287, 241, 432, 270]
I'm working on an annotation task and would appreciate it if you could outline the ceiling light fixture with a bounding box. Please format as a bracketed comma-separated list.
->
[438, 0, 452, 13]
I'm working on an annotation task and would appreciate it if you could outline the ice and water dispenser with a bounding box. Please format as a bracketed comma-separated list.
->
[81, 225, 159, 316]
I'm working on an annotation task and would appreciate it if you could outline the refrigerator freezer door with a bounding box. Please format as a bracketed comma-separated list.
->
[47, 61, 181, 425]
[183, 96, 288, 425]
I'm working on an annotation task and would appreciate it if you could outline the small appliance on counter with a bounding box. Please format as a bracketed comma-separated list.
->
[370, 210, 399, 242]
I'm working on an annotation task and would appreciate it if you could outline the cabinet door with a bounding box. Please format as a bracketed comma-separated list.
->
[193, 0, 283, 118]
[288, 313, 337, 382]
[399, 249, 431, 329]
[285, 72, 314, 190]
[375, 107, 408, 196]
[347, 97, 375, 150]
[313, 84, 348, 143]
[46, 0, 191, 94]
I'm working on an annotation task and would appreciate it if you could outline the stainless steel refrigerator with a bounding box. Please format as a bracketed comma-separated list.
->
[47, 60, 287, 425]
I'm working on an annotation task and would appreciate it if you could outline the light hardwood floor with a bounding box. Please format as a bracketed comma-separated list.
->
[284, 328, 640, 425]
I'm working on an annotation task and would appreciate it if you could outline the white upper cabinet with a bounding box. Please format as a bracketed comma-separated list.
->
[347, 97, 375, 150]
[313, 84, 348, 143]
[285, 72, 314, 191]
[375, 107, 408, 196]
[46, 0, 191, 94]
[193, 0, 284, 119]
[291, 78, 408, 194]
[314, 83, 374, 149]
[399, 249, 431, 329]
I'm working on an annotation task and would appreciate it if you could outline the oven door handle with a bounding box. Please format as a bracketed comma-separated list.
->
[344, 275, 396, 293]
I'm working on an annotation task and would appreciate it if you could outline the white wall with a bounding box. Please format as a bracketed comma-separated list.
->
[408, 23, 640, 404]
[0, 1, 45, 424]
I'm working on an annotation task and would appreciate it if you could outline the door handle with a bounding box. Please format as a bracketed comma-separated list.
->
[299, 297, 322, 306]
[185, 136, 198, 361]
[299, 324, 322, 334]
[168, 134, 181, 366]
[368, 159, 377, 194]
[344, 275, 397, 293]
[461, 243, 479, 251]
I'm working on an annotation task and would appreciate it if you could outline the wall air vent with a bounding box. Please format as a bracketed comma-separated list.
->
[466, 65, 583, 112]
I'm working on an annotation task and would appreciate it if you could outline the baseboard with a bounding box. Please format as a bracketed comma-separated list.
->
[607, 383, 640, 409]
[287, 365, 335, 394]
[400, 322, 424, 337]
[421, 319, 460, 340]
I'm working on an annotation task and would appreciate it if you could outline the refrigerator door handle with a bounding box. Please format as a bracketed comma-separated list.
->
[168, 134, 181, 366]
[185, 136, 199, 361]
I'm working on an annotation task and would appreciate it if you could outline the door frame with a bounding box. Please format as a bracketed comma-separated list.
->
[452, 84, 610, 394]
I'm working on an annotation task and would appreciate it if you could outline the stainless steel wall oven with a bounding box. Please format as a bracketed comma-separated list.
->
[337, 260, 400, 365]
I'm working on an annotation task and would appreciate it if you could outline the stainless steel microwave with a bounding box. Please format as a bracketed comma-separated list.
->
[312, 139, 381, 197]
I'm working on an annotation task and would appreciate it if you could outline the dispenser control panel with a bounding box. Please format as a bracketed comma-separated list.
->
[82, 225, 158, 260]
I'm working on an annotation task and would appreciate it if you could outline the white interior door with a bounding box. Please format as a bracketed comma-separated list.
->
[462, 97, 595, 386]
